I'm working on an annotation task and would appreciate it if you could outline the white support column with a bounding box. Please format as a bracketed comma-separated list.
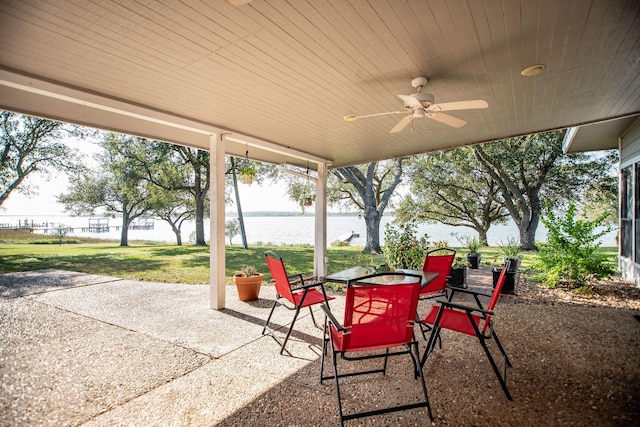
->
[210, 133, 226, 309]
[314, 161, 328, 277]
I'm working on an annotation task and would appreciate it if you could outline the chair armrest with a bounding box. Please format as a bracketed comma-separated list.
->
[290, 277, 326, 292]
[321, 304, 347, 332]
[435, 299, 494, 317]
[447, 286, 492, 299]
[287, 273, 304, 284]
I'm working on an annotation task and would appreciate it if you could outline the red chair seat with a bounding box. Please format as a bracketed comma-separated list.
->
[422, 306, 481, 336]
[291, 288, 330, 307]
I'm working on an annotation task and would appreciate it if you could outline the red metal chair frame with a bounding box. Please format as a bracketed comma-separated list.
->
[320, 271, 432, 426]
[420, 259, 514, 400]
[262, 250, 334, 355]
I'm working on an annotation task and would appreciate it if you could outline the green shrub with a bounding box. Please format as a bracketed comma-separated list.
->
[383, 220, 429, 270]
[498, 237, 521, 259]
[534, 203, 616, 288]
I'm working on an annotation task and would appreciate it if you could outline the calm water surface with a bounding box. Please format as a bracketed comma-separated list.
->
[0, 214, 617, 247]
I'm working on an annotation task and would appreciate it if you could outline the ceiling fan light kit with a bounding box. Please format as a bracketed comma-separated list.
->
[343, 76, 488, 133]
[521, 64, 546, 77]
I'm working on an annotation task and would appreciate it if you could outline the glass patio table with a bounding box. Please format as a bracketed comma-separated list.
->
[323, 266, 439, 289]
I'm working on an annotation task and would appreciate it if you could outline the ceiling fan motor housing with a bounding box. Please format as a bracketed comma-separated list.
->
[408, 92, 434, 108]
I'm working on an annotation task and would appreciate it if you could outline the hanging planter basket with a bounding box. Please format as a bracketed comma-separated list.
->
[238, 164, 257, 185]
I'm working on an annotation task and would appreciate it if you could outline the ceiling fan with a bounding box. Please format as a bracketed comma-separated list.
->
[343, 77, 488, 133]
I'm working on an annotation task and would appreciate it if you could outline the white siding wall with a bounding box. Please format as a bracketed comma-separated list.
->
[621, 121, 640, 169]
[619, 120, 640, 286]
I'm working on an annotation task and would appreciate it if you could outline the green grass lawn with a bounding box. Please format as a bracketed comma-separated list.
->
[0, 229, 618, 285]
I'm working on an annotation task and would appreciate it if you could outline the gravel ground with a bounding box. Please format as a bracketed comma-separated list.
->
[219, 274, 640, 426]
[1, 270, 639, 426]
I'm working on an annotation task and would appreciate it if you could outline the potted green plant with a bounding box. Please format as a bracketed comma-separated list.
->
[464, 236, 482, 269]
[447, 256, 470, 288]
[492, 238, 521, 294]
[499, 237, 522, 271]
[233, 265, 263, 301]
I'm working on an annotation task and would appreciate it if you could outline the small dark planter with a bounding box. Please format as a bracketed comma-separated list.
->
[447, 267, 467, 288]
[466, 253, 481, 269]
[492, 268, 516, 295]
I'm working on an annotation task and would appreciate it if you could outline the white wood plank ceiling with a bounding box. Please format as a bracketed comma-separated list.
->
[1, 0, 639, 169]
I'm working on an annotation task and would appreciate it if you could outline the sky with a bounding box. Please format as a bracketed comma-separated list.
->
[0, 137, 301, 217]
[1, 174, 300, 216]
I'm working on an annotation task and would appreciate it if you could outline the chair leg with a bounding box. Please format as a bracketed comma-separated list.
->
[410, 340, 433, 421]
[418, 321, 442, 350]
[492, 329, 513, 368]
[476, 330, 512, 400]
[262, 299, 278, 335]
[308, 305, 321, 329]
[329, 343, 346, 426]
[279, 305, 303, 355]
[382, 348, 390, 375]
[262, 297, 303, 356]
[420, 307, 446, 368]
[320, 318, 329, 384]
[420, 324, 442, 369]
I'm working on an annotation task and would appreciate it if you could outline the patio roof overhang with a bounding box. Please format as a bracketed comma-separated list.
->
[563, 114, 640, 154]
[1, 0, 639, 169]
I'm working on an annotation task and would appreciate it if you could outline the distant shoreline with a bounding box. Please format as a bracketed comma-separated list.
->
[1, 211, 371, 218]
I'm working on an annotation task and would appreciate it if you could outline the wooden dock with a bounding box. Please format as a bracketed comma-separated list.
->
[0, 217, 154, 234]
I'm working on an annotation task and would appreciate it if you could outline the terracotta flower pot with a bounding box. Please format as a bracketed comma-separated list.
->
[233, 273, 263, 301]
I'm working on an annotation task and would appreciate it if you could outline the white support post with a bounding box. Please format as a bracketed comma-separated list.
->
[210, 133, 226, 309]
[314, 161, 328, 277]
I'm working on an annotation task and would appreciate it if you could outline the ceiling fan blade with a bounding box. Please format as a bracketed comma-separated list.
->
[397, 94, 422, 108]
[390, 115, 413, 133]
[430, 100, 488, 111]
[344, 110, 405, 121]
[428, 112, 467, 128]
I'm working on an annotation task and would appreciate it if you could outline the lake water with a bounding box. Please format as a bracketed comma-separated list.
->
[0, 214, 618, 247]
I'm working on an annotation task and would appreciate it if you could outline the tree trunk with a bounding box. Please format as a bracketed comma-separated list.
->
[192, 165, 206, 246]
[518, 197, 541, 250]
[170, 223, 182, 246]
[519, 223, 538, 250]
[364, 207, 382, 253]
[230, 157, 248, 249]
[477, 229, 488, 246]
[120, 211, 129, 247]
[194, 200, 205, 245]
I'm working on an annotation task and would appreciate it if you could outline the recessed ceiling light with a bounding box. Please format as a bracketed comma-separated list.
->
[227, 0, 252, 6]
[521, 64, 546, 77]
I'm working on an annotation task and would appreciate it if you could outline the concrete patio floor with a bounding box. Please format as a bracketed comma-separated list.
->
[1, 268, 639, 426]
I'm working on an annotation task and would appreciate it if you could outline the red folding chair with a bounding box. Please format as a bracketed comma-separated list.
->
[420, 247, 456, 299]
[420, 259, 514, 400]
[320, 271, 432, 426]
[262, 250, 334, 355]
[417, 248, 456, 338]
